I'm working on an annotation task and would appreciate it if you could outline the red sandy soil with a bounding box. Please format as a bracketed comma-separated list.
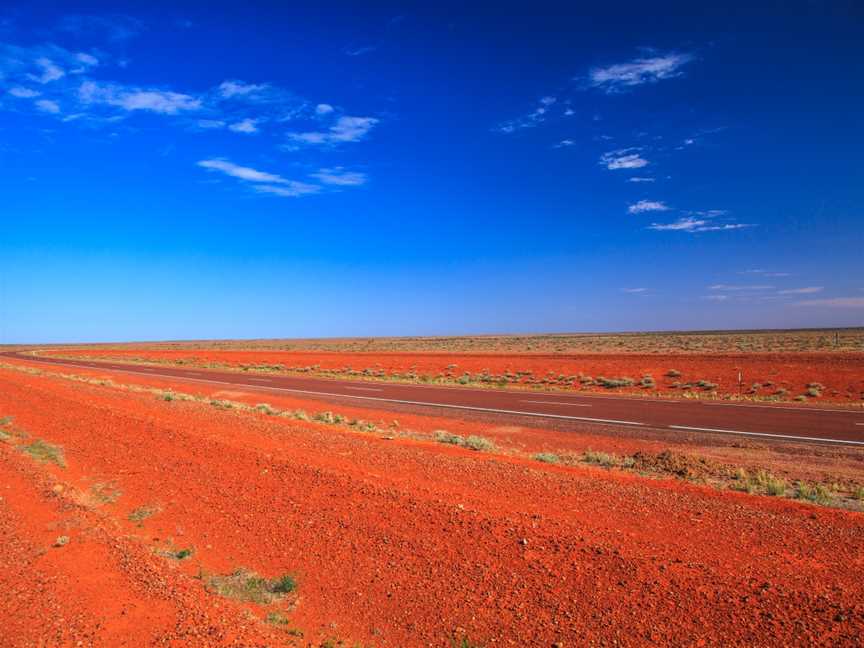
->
[46, 348, 864, 404]
[1, 357, 863, 646]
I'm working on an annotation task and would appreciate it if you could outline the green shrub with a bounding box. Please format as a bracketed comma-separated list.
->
[464, 435, 496, 452]
[272, 574, 297, 594]
[582, 450, 619, 468]
[434, 430, 464, 445]
[795, 481, 832, 504]
[21, 439, 66, 467]
[533, 452, 561, 464]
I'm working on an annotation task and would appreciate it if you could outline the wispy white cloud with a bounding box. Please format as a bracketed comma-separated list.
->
[628, 200, 668, 214]
[495, 96, 558, 133]
[795, 297, 864, 308]
[253, 182, 320, 197]
[554, 139, 575, 148]
[35, 99, 60, 113]
[622, 288, 647, 294]
[315, 103, 334, 115]
[197, 119, 225, 129]
[8, 87, 41, 98]
[778, 286, 823, 295]
[701, 295, 729, 301]
[288, 115, 378, 145]
[197, 159, 288, 184]
[310, 167, 367, 186]
[218, 80, 268, 100]
[197, 159, 322, 198]
[600, 148, 648, 170]
[228, 118, 258, 134]
[28, 57, 65, 83]
[588, 51, 694, 93]
[627, 176, 654, 183]
[709, 284, 773, 291]
[741, 269, 790, 277]
[79, 80, 201, 114]
[648, 216, 752, 233]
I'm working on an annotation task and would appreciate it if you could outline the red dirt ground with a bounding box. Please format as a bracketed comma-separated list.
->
[47, 348, 864, 404]
[1, 357, 863, 646]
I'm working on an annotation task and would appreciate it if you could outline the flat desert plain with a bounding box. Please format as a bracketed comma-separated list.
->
[1, 330, 863, 646]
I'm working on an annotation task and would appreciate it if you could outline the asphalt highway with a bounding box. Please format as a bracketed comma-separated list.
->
[3, 352, 863, 446]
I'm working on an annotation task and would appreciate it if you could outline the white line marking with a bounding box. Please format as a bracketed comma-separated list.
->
[13, 355, 862, 415]
[521, 400, 591, 407]
[700, 402, 858, 414]
[856, 423, 864, 426]
[668, 425, 864, 446]
[249, 378, 273, 383]
[10, 357, 864, 442]
[8, 357, 646, 426]
[345, 386, 384, 392]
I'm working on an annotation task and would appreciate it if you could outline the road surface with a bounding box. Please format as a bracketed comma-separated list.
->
[3, 351, 863, 446]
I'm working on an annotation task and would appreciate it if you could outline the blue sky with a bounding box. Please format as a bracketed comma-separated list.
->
[1, 2, 862, 343]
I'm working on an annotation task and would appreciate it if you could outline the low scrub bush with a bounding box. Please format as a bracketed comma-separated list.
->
[434, 430, 463, 445]
[206, 569, 297, 605]
[795, 481, 832, 504]
[533, 452, 561, 464]
[464, 435, 496, 452]
[433, 431, 496, 452]
[595, 376, 635, 389]
[21, 439, 65, 467]
[582, 450, 619, 468]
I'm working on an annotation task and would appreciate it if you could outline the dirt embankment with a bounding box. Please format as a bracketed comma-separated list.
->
[1, 360, 863, 646]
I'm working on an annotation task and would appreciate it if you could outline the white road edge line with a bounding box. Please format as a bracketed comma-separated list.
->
[700, 402, 859, 414]
[521, 400, 591, 407]
[668, 425, 864, 446]
[11, 357, 863, 439]
[9, 358, 646, 427]
[345, 386, 384, 392]
[13, 355, 858, 414]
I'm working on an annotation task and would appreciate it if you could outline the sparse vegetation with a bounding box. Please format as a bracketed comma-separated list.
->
[272, 573, 297, 594]
[795, 481, 833, 504]
[433, 431, 496, 452]
[533, 452, 561, 464]
[91, 482, 122, 504]
[128, 505, 160, 525]
[595, 376, 635, 389]
[582, 450, 619, 468]
[21, 439, 66, 467]
[435, 430, 464, 445]
[464, 435, 496, 452]
[734, 469, 787, 496]
[205, 568, 298, 604]
[255, 403, 277, 415]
